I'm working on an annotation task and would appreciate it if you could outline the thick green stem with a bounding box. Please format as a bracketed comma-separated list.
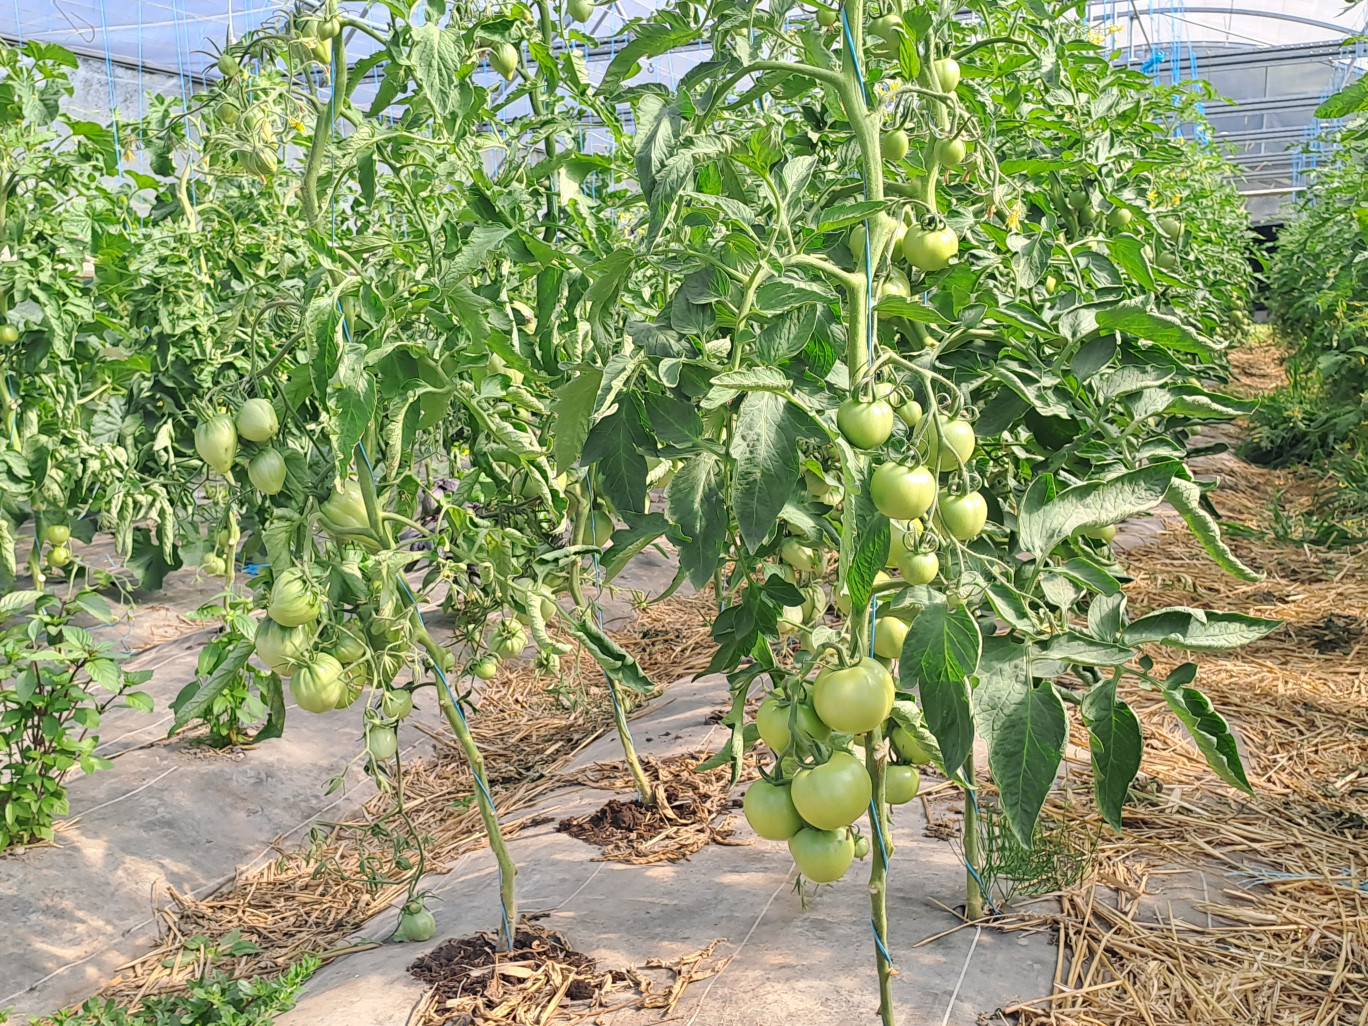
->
[608, 685, 654, 806]
[865, 726, 896, 1025]
[963, 752, 985, 920]
[353, 444, 393, 548]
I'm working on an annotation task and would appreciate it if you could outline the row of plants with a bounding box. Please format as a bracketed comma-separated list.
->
[1, 0, 1273, 1021]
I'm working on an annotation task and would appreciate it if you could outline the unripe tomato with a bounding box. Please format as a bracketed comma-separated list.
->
[877, 266, 911, 301]
[835, 572, 891, 615]
[870, 462, 936, 520]
[48, 545, 71, 568]
[490, 42, 519, 81]
[202, 553, 227, 576]
[756, 694, 832, 752]
[937, 491, 988, 541]
[869, 13, 899, 38]
[1081, 524, 1117, 544]
[248, 448, 287, 495]
[872, 616, 908, 659]
[886, 518, 920, 569]
[743, 779, 804, 840]
[1155, 251, 1179, 270]
[903, 226, 958, 271]
[584, 510, 614, 546]
[471, 655, 499, 680]
[789, 826, 855, 882]
[780, 537, 824, 574]
[792, 750, 872, 830]
[291, 653, 345, 713]
[935, 137, 967, 166]
[815, 6, 837, 26]
[236, 398, 279, 442]
[891, 725, 933, 765]
[885, 763, 921, 804]
[837, 398, 895, 449]
[1106, 208, 1133, 230]
[255, 618, 313, 675]
[318, 15, 342, 38]
[331, 632, 366, 665]
[397, 901, 436, 942]
[933, 57, 961, 92]
[195, 415, 238, 474]
[1044, 275, 1059, 295]
[367, 725, 399, 760]
[44, 524, 70, 545]
[1158, 215, 1181, 239]
[268, 567, 323, 627]
[898, 549, 939, 585]
[0, 324, 18, 344]
[896, 398, 923, 427]
[382, 689, 414, 721]
[813, 657, 895, 735]
[925, 418, 976, 471]
[217, 52, 239, 77]
[1068, 189, 1091, 212]
[567, 0, 595, 19]
[880, 129, 909, 163]
[491, 621, 526, 660]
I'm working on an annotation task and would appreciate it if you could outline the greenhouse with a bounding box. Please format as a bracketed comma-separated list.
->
[0, 1, 1366, 1024]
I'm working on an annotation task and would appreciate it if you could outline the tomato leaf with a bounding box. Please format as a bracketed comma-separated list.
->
[730, 392, 820, 551]
[666, 453, 729, 589]
[1094, 305, 1211, 353]
[1165, 477, 1263, 582]
[990, 678, 1067, 847]
[581, 395, 653, 515]
[899, 602, 981, 774]
[1081, 675, 1142, 831]
[1017, 463, 1178, 560]
[551, 368, 602, 475]
[1121, 607, 1279, 650]
[1162, 680, 1252, 793]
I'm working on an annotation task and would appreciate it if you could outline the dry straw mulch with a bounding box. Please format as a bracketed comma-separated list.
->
[1003, 339, 1368, 1025]
[98, 591, 718, 1007]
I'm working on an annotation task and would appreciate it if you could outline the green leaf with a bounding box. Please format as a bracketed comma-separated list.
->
[667, 453, 729, 589]
[582, 395, 653, 515]
[1163, 682, 1251, 792]
[601, 513, 670, 583]
[251, 674, 288, 744]
[730, 392, 820, 551]
[711, 367, 790, 391]
[815, 201, 886, 231]
[1162, 385, 1257, 419]
[168, 638, 254, 737]
[836, 444, 882, 615]
[1081, 675, 1142, 831]
[1315, 77, 1368, 119]
[1018, 464, 1178, 560]
[874, 296, 952, 323]
[1011, 229, 1052, 290]
[597, 11, 700, 96]
[1165, 477, 1263, 582]
[1095, 305, 1211, 353]
[753, 279, 835, 314]
[565, 617, 656, 694]
[1122, 607, 1279, 650]
[990, 678, 1067, 846]
[551, 368, 602, 474]
[754, 305, 818, 365]
[900, 602, 981, 774]
[1106, 234, 1155, 290]
[1036, 632, 1135, 667]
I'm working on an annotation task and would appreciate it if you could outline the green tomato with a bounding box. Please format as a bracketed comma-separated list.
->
[878, 266, 912, 301]
[869, 13, 900, 38]
[291, 653, 345, 713]
[1156, 251, 1179, 271]
[255, 618, 313, 675]
[791, 750, 872, 830]
[886, 519, 920, 569]
[898, 549, 939, 585]
[382, 689, 414, 721]
[937, 491, 988, 541]
[248, 448, 287, 495]
[743, 779, 804, 840]
[854, 833, 871, 859]
[48, 545, 71, 568]
[1068, 188, 1091, 212]
[490, 42, 519, 81]
[236, 397, 279, 442]
[935, 137, 967, 166]
[567, 0, 595, 19]
[318, 15, 342, 38]
[896, 398, 923, 428]
[815, 6, 838, 26]
[1080, 524, 1117, 544]
[872, 616, 908, 659]
[1158, 215, 1181, 239]
[928, 418, 976, 471]
[813, 657, 895, 735]
[870, 462, 936, 520]
[891, 725, 933, 765]
[202, 553, 227, 576]
[330, 632, 366, 666]
[492, 621, 527, 660]
[584, 510, 614, 546]
[756, 694, 832, 752]
[367, 725, 399, 760]
[195, 414, 238, 475]
[268, 567, 323, 627]
[0, 324, 17, 345]
[1106, 208, 1133, 230]
[885, 764, 921, 804]
[788, 827, 855, 882]
[880, 128, 909, 163]
[44, 524, 70, 545]
[933, 57, 961, 92]
[902, 226, 958, 271]
[1044, 275, 1059, 295]
[471, 655, 499, 680]
[396, 901, 436, 942]
[320, 480, 379, 552]
[217, 52, 239, 77]
[835, 572, 891, 615]
[780, 538, 824, 574]
[837, 398, 895, 449]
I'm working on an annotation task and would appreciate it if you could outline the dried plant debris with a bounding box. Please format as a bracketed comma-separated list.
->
[557, 754, 750, 864]
[406, 923, 729, 1026]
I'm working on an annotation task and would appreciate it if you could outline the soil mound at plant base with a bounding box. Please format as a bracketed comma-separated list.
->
[555, 754, 750, 863]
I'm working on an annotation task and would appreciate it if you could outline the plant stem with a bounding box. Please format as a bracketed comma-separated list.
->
[865, 725, 896, 1025]
[963, 751, 985, 920]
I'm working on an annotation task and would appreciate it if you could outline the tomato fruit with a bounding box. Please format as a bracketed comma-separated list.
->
[471, 655, 499, 680]
[869, 13, 899, 38]
[0, 324, 18, 345]
[878, 266, 911, 301]
[1044, 275, 1060, 295]
[1081, 524, 1117, 544]
[1156, 251, 1179, 270]
[743, 779, 804, 840]
[881, 129, 909, 163]
[791, 750, 872, 829]
[318, 15, 342, 38]
[757, 694, 832, 751]
[1068, 189, 1091, 212]
[886, 518, 919, 568]
[872, 616, 908, 659]
[195, 415, 238, 474]
[780, 537, 824, 574]
[929, 418, 976, 471]
[1158, 215, 1181, 239]
[870, 462, 935, 520]
[396, 901, 436, 942]
[1107, 208, 1133, 230]
[813, 657, 895, 735]
[202, 554, 227, 576]
[815, 6, 837, 26]
[236, 398, 279, 442]
[896, 398, 923, 428]
[934, 57, 961, 92]
[490, 42, 519, 80]
[367, 725, 399, 760]
[584, 510, 614, 546]
[382, 689, 414, 720]
[268, 567, 323, 627]
[898, 549, 939, 585]
[837, 397, 894, 449]
[885, 764, 920, 804]
[567, 0, 595, 21]
[44, 524, 70, 545]
[291, 653, 345, 713]
[248, 449, 287, 495]
[217, 52, 238, 77]
[331, 632, 366, 665]
[935, 137, 967, 166]
[903, 226, 958, 271]
[937, 491, 989, 541]
[890, 725, 933, 765]
[789, 827, 855, 882]
[48, 545, 71, 568]
[492, 621, 526, 660]
[835, 571, 891, 615]
[255, 618, 313, 675]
